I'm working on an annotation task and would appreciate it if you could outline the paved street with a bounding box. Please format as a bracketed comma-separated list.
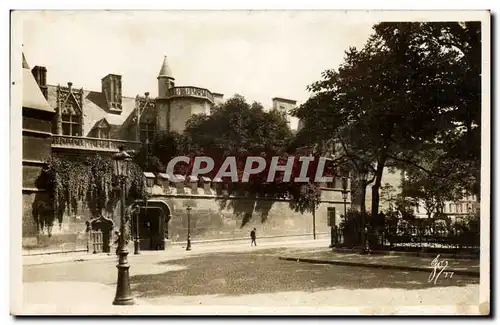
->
[20, 239, 480, 314]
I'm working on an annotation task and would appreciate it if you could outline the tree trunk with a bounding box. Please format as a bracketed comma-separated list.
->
[370, 164, 385, 219]
[360, 182, 367, 214]
[370, 158, 386, 249]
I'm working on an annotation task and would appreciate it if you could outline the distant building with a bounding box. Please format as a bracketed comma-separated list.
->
[411, 194, 480, 221]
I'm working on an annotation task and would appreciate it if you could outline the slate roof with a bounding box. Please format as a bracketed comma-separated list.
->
[22, 53, 53, 112]
[46, 84, 137, 138]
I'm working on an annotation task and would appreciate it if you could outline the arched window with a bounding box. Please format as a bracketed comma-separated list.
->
[140, 121, 155, 143]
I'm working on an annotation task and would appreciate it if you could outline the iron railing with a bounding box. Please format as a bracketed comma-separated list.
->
[335, 223, 479, 251]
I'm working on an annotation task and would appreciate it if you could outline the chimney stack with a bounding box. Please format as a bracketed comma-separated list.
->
[102, 74, 123, 112]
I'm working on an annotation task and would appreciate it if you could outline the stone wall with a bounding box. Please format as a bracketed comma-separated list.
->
[22, 107, 55, 248]
[163, 197, 316, 241]
[145, 175, 350, 242]
[21, 182, 350, 251]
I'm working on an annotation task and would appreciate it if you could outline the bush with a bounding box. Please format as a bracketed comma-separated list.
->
[339, 211, 369, 248]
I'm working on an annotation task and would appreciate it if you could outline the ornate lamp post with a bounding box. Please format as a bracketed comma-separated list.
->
[341, 176, 349, 247]
[112, 146, 135, 306]
[133, 202, 141, 255]
[186, 206, 192, 251]
[341, 176, 349, 218]
[135, 138, 150, 255]
[358, 167, 368, 254]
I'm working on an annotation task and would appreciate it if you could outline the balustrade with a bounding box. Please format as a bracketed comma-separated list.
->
[167, 86, 214, 103]
[52, 135, 142, 152]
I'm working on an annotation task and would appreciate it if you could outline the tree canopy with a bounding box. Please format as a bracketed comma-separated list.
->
[293, 22, 481, 217]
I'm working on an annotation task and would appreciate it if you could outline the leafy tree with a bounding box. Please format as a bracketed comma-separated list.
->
[141, 95, 330, 220]
[185, 95, 293, 155]
[293, 22, 481, 220]
[402, 149, 464, 219]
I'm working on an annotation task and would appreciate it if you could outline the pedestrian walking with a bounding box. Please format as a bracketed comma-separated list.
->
[114, 230, 120, 255]
[250, 228, 257, 246]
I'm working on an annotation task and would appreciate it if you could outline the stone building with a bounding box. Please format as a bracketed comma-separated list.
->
[21, 54, 55, 242]
[21, 53, 351, 252]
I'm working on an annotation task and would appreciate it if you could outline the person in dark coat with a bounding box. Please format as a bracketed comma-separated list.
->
[250, 228, 257, 247]
[114, 231, 120, 255]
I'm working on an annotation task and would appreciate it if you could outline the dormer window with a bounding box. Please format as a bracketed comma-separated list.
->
[90, 118, 111, 139]
[97, 126, 110, 139]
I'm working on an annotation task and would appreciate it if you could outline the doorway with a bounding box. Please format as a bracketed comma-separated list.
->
[132, 206, 165, 250]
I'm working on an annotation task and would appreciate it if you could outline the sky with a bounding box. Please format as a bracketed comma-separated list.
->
[21, 11, 377, 107]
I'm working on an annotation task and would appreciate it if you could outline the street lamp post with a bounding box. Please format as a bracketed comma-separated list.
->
[112, 146, 135, 305]
[135, 139, 150, 255]
[186, 206, 192, 251]
[312, 202, 316, 240]
[134, 204, 140, 255]
[329, 220, 335, 248]
[359, 167, 368, 254]
[341, 176, 349, 246]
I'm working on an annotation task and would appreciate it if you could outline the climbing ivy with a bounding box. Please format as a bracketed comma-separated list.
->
[35, 154, 147, 230]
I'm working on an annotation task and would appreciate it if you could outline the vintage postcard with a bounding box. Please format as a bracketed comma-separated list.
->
[10, 10, 490, 316]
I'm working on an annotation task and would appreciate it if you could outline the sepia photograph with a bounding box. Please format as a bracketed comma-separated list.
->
[10, 9, 490, 316]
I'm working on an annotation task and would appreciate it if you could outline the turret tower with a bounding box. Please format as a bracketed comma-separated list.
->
[156, 55, 175, 131]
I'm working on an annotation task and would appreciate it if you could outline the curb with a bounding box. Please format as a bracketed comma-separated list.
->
[278, 257, 480, 277]
[169, 234, 330, 246]
[333, 248, 479, 260]
[23, 254, 118, 267]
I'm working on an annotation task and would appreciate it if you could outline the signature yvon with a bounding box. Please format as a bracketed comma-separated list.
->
[428, 255, 454, 285]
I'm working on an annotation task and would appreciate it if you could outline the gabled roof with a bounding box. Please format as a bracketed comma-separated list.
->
[22, 54, 53, 112]
[60, 91, 82, 115]
[158, 55, 174, 79]
[46, 85, 137, 137]
[93, 118, 111, 129]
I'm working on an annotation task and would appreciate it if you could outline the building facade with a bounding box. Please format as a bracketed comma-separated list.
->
[22, 53, 351, 252]
[411, 194, 480, 221]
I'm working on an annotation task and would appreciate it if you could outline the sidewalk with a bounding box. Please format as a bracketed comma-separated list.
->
[17, 281, 151, 315]
[23, 238, 331, 266]
[279, 249, 480, 277]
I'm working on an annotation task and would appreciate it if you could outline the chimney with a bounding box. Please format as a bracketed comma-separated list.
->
[145, 92, 150, 98]
[67, 82, 73, 91]
[102, 74, 123, 112]
[31, 66, 48, 99]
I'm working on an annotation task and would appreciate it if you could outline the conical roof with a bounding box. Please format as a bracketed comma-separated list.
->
[158, 55, 173, 78]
